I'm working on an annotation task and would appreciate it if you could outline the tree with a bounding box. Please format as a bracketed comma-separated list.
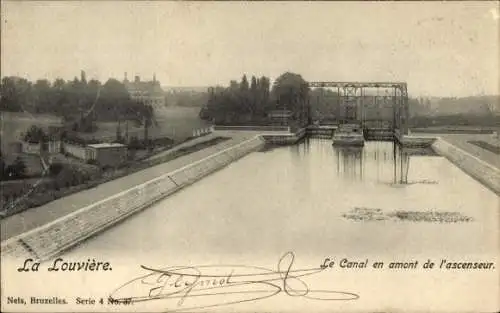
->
[50, 78, 67, 115]
[271, 72, 310, 122]
[0, 77, 33, 112]
[272, 72, 309, 109]
[80, 70, 87, 85]
[97, 78, 133, 120]
[53, 78, 66, 90]
[309, 88, 340, 121]
[200, 74, 274, 123]
[258, 76, 271, 115]
[240, 75, 249, 92]
[23, 125, 48, 143]
[250, 76, 258, 117]
[239, 74, 252, 117]
[250, 76, 257, 93]
[0, 149, 5, 180]
[116, 120, 122, 143]
[33, 79, 52, 113]
[1, 73, 155, 129]
[142, 104, 154, 148]
[0, 77, 21, 111]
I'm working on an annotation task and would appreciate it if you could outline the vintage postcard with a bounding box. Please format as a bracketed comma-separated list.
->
[1, 1, 499, 312]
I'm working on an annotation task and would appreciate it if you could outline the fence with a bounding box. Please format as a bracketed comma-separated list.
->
[191, 127, 213, 138]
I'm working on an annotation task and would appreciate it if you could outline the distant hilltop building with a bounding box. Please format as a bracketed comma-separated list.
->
[123, 73, 165, 110]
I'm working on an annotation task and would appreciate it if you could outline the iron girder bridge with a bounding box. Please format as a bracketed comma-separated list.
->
[307, 81, 410, 135]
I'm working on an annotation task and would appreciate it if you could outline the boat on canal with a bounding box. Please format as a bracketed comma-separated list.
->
[332, 123, 365, 146]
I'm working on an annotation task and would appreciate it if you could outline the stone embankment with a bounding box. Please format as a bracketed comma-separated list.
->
[1, 136, 265, 261]
[431, 137, 500, 195]
[3, 132, 499, 261]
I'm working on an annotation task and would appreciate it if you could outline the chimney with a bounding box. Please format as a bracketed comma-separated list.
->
[124, 72, 128, 82]
[153, 73, 156, 83]
[135, 75, 140, 83]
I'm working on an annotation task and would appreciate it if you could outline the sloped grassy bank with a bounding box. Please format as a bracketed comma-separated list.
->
[0, 137, 230, 219]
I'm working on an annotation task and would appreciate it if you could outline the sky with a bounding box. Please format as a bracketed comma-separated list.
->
[1, 1, 499, 97]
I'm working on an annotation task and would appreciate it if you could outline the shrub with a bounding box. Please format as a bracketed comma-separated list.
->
[128, 136, 144, 150]
[49, 162, 64, 176]
[4, 157, 27, 179]
[23, 125, 48, 144]
[101, 165, 114, 172]
[0, 156, 5, 181]
[86, 159, 99, 166]
[152, 137, 174, 147]
[55, 164, 94, 188]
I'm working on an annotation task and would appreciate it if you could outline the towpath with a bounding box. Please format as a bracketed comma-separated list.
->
[0, 131, 257, 241]
[438, 134, 500, 169]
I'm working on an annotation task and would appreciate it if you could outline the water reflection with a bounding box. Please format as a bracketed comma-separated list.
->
[65, 136, 498, 266]
[335, 146, 364, 181]
[267, 139, 439, 186]
[293, 139, 431, 185]
[333, 141, 413, 184]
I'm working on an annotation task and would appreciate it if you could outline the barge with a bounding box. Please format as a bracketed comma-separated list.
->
[332, 123, 365, 146]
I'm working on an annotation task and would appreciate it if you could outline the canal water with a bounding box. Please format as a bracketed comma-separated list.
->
[38, 140, 500, 311]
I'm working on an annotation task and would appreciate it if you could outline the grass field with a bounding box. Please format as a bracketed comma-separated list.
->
[77, 106, 211, 142]
[468, 140, 500, 155]
[1, 106, 210, 145]
[410, 125, 499, 134]
[1, 106, 210, 178]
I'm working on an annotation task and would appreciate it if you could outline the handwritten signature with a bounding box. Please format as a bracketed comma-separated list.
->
[109, 252, 359, 311]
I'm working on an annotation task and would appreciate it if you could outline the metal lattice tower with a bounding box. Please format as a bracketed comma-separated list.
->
[307, 81, 409, 135]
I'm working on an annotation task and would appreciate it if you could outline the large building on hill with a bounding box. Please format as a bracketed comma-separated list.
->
[123, 73, 165, 110]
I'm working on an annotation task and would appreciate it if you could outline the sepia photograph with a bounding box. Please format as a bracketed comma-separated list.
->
[1, 1, 499, 312]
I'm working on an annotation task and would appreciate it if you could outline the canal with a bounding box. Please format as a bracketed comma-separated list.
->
[55, 139, 500, 311]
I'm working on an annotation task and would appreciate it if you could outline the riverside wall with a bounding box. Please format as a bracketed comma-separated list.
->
[262, 127, 307, 144]
[1, 136, 266, 261]
[431, 137, 500, 195]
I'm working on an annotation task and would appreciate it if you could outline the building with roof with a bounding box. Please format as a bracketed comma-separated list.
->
[267, 109, 293, 126]
[61, 142, 127, 167]
[123, 73, 165, 110]
[86, 143, 127, 167]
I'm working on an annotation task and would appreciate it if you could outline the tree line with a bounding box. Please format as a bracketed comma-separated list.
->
[0, 73, 154, 130]
[199, 72, 310, 125]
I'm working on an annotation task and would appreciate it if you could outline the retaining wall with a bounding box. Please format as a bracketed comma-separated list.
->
[214, 125, 290, 132]
[1, 136, 265, 261]
[431, 137, 500, 195]
[263, 127, 307, 145]
[395, 129, 436, 148]
[307, 126, 336, 139]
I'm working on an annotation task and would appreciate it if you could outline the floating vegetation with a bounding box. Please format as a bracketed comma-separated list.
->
[406, 180, 439, 185]
[386, 179, 439, 187]
[387, 210, 474, 223]
[342, 207, 388, 222]
[343, 207, 473, 223]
